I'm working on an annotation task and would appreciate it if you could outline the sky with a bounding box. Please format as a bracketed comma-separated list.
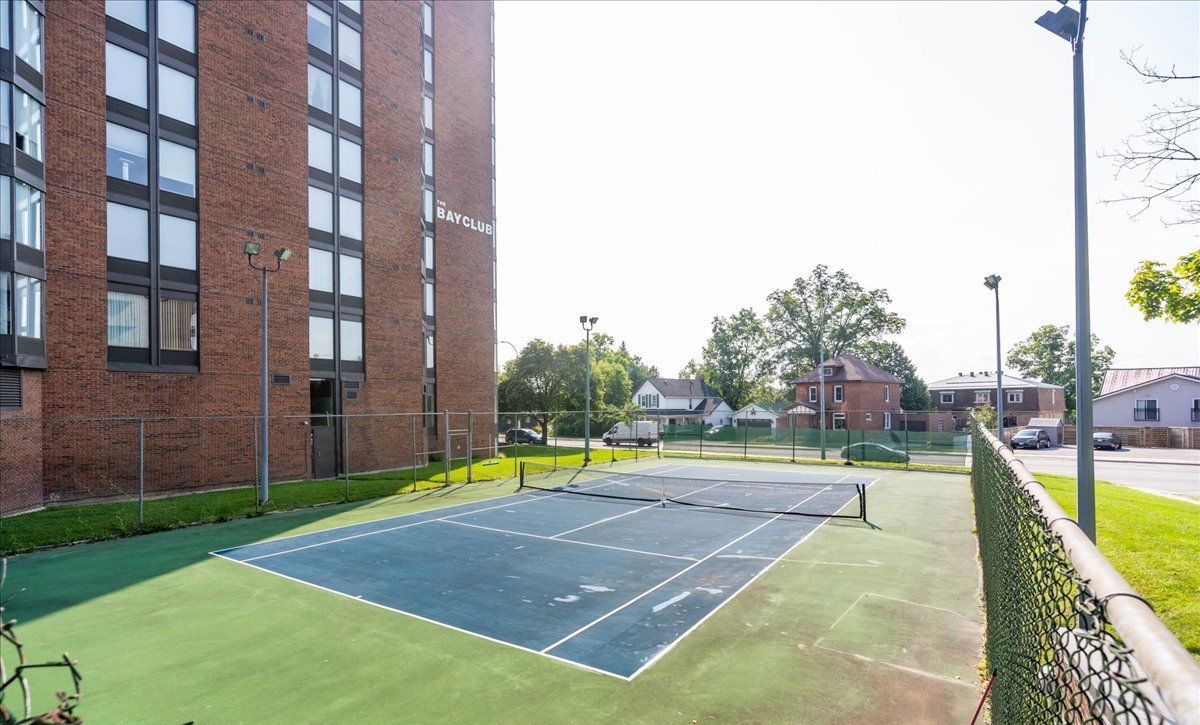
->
[492, 1, 1199, 384]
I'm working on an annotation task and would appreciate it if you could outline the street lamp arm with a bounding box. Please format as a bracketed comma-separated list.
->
[247, 254, 282, 274]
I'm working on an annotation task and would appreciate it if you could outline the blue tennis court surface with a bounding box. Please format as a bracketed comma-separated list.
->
[212, 463, 876, 679]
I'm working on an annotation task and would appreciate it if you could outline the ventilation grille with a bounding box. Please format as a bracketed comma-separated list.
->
[271, 374, 291, 386]
[0, 368, 21, 409]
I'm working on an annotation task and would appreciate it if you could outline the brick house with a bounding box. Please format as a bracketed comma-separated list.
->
[792, 355, 903, 431]
[928, 372, 1065, 429]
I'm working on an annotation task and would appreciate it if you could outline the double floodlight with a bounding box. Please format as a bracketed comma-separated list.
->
[1034, 3, 1079, 43]
[983, 274, 1002, 290]
[244, 242, 293, 263]
[579, 315, 598, 328]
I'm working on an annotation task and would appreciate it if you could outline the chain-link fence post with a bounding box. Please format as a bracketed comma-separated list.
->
[791, 416, 796, 462]
[343, 415, 351, 501]
[904, 411, 910, 468]
[138, 418, 145, 526]
[411, 414, 418, 486]
[743, 420, 749, 460]
[467, 410, 473, 484]
[552, 413, 558, 466]
[443, 410, 451, 485]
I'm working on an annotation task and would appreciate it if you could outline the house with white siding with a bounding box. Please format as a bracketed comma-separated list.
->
[1094, 367, 1200, 427]
[632, 378, 733, 426]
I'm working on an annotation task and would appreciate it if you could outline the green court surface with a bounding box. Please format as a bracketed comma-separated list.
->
[6, 461, 984, 723]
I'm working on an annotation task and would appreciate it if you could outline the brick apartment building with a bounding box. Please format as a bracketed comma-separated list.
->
[792, 354, 904, 431]
[0, 0, 496, 511]
[928, 372, 1065, 429]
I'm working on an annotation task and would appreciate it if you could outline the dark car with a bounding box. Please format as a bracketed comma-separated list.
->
[1010, 429, 1050, 450]
[504, 428, 544, 444]
[840, 442, 910, 463]
[1093, 431, 1123, 450]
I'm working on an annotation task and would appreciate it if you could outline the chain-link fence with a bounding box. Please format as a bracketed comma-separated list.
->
[970, 419, 1200, 724]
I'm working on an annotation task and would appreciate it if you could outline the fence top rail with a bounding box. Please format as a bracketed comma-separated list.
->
[976, 424, 1200, 723]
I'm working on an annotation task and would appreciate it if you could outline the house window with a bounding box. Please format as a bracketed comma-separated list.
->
[832, 413, 846, 429]
[1133, 399, 1159, 422]
[1007, 390, 1023, 404]
[975, 391, 990, 404]
[884, 385, 890, 403]
[1051, 389, 1056, 405]
[833, 385, 844, 403]
[940, 391, 954, 405]
[1192, 399, 1199, 423]
[808, 386, 817, 403]
[823, 366, 834, 377]
[883, 412, 892, 430]
[865, 413, 872, 422]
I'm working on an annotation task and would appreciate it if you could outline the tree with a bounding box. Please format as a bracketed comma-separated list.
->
[766, 265, 906, 381]
[677, 359, 705, 379]
[1105, 50, 1200, 324]
[698, 308, 774, 410]
[1005, 325, 1116, 419]
[855, 340, 930, 411]
[1126, 249, 1200, 324]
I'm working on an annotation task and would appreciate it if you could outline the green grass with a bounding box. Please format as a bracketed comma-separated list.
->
[0, 444, 647, 555]
[1033, 472, 1200, 662]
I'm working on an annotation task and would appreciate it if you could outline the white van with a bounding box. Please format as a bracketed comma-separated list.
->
[602, 420, 659, 447]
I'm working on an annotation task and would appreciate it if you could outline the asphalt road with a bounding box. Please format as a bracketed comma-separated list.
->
[1012, 446, 1199, 498]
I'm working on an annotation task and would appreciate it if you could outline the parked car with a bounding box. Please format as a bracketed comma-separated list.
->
[504, 428, 544, 444]
[840, 442, 909, 463]
[1093, 431, 1123, 451]
[1010, 428, 1051, 450]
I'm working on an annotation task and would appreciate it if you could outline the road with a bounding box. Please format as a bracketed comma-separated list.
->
[1012, 446, 1199, 499]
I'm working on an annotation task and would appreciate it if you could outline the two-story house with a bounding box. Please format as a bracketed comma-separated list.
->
[632, 378, 733, 426]
[928, 371, 1065, 429]
[1094, 367, 1200, 427]
[792, 355, 903, 430]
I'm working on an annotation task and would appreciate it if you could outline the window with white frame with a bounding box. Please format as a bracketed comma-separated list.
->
[884, 385, 890, 403]
[883, 412, 891, 430]
[808, 386, 817, 403]
[833, 385, 844, 403]
[975, 391, 990, 404]
[1007, 390, 1023, 404]
[940, 391, 954, 405]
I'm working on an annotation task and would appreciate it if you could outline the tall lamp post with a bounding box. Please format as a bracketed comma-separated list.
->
[579, 315, 597, 464]
[246, 242, 292, 504]
[1035, 0, 1095, 541]
[984, 275, 1004, 442]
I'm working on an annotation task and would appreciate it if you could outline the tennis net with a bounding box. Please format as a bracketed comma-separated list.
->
[519, 462, 868, 521]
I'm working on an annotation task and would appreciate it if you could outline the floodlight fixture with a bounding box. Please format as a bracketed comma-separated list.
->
[275, 247, 293, 262]
[244, 241, 261, 256]
[1034, 5, 1079, 43]
[983, 274, 1001, 290]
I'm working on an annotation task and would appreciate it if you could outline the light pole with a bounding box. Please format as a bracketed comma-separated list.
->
[246, 242, 292, 504]
[984, 275, 1004, 442]
[579, 315, 597, 464]
[1035, 0, 1095, 541]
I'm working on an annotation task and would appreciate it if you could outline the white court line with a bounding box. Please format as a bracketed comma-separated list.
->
[234, 468, 687, 563]
[211, 462, 686, 556]
[539, 484, 834, 655]
[208, 551, 635, 682]
[547, 478, 731, 538]
[716, 555, 880, 568]
[812, 643, 976, 688]
[437, 519, 697, 562]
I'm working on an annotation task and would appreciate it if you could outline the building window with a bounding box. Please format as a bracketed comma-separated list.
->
[338, 80, 361, 126]
[1133, 399, 1159, 421]
[14, 182, 41, 251]
[13, 275, 40, 338]
[338, 138, 362, 183]
[1051, 389, 1056, 405]
[833, 385, 843, 403]
[159, 297, 197, 351]
[423, 281, 434, 316]
[808, 386, 817, 403]
[0, 274, 8, 336]
[308, 65, 333, 112]
[157, 0, 195, 52]
[309, 248, 333, 292]
[832, 412, 846, 429]
[107, 203, 149, 261]
[1191, 399, 1200, 423]
[107, 290, 149, 348]
[106, 44, 148, 107]
[423, 234, 434, 271]
[158, 64, 196, 125]
[14, 1, 41, 73]
[106, 123, 149, 184]
[340, 319, 363, 361]
[423, 49, 433, 85]
[422, 95, 433, 130]
[307, 4, 332, 53]
[422, 2, 433, 37]
[823, 366, 834, 377]
[424, 331, 434, 368]
[338, 196, 362, 240]
[337, 23, 361, 69]
[106, 0, 147, 30]
[159, 214, 197, 270]
[423, 187, 434, 223]
[883, 412, 892, 430]
[423, 141, 434, 178]
[339, 254, 362, 297]
[158, 139, 196, 197]
[13, 90, 41, 160]
[309, 315, 334, 359]
[975, 391, 990, 404]
[1007, 390, 1023, 404]
[864, 412, 873, 422]
[308, 125, 334, 173]
[308, 186, 333, 232]
[940, 391, 954, 405]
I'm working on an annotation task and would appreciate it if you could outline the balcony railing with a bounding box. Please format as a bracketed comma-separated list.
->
[1133, 408, 1160, 422]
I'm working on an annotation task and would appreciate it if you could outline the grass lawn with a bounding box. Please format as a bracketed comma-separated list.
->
[0, 444, 649, 555]
[1032, 472, 1200, 662]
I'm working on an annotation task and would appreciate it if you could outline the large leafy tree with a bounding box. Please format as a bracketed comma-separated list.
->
[698, 308, 774, 410]
[856, 340, 930, 411]
[1126, 250, 1200, 324]
[766, 265, 906, 381]
[1005, 325, 1116, 419]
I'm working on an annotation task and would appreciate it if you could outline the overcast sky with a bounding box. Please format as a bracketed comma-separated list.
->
[493, 1, 1198, 383]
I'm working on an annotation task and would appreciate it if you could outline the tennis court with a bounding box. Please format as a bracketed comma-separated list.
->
[212, 463, 876, 678]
